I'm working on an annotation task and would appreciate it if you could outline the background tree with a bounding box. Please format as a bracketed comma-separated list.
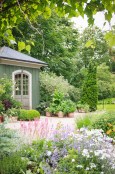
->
[79, 26, 110, 68]
[0, 0, 115, 49]
[97, 63, 115, 100]
[10, 14, 81, 87]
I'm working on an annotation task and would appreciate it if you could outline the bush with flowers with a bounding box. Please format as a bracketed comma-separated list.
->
[1, 122, 114, 174]
[76, 111, 115, 138]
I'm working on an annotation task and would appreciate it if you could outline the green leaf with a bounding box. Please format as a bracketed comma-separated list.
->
[18, 41, 25, 51]
[105, 32, 115, 47]
[85, 40, 95, 48]
[26, 45, 31, 53]
[43, 7, 51, 19]
[12, 16, 17, 23]
[105, 12, 112, 22]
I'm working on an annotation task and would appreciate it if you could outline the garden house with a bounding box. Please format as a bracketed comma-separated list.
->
[0, 46, 47, 109]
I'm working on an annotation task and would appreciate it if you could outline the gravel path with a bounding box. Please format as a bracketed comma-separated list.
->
[5, 112, 86, 130]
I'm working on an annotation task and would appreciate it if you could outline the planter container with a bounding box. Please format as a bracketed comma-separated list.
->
[58, 111, 64, 118]
[0, 116, 4, 123]
[46, 112, 52, 117]
[9, 116, 18, 123]
[68, 112, 74, 118]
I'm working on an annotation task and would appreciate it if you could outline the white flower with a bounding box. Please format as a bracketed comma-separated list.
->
[82, 149, 90, 158]
[100, 153, 110, 159]
[71, 159, 75, 162]
[90, 163, 96, 168]
[46, 151, 52, 156]
[86, 167, 90, 170]
[76, 165, 83, 168]
[94, 150, 102, 156]
[80, 128, 87, 132]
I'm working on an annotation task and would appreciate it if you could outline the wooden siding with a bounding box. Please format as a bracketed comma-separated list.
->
[0, 64, 40, 109]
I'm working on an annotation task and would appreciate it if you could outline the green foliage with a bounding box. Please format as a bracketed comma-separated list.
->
[60, 100, 76, 114]
[0, 101, 5, 113]
[40, 71, 80, 103]
[76, 115, 92, 129]
[98, 98, 115, 105]
[76, 111, 115, 138]
[91, 112, 115, 138]
[0, 76, 12, 101]
[76, 102, 89, 113]
[36, 102, 49, 115]
[79, 27, 110, 68]
[0, 152, 27, 174]
[0, 76, 22, 111]
[6, 108, 20, 117]
[82, 62, 98, 111]
[55, 149, 104, 174]
[18, 109, 40, 121]
[46, 90, 76, 115]
[0, 123, 20, 158]
[97, 63, 115, 99]
[105, 30, 115, 47]
[1, 0, 115, 49]
[20, 139, 53, 173]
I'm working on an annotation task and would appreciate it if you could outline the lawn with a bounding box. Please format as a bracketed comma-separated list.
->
[97, 104, 115, 111]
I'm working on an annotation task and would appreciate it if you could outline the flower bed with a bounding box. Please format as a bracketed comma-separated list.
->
[1, 119, 115, 174]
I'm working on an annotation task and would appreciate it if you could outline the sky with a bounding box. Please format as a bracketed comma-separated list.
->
[71, 12, 115, 31]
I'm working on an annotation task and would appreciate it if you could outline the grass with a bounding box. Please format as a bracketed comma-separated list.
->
[97, 104, 115, 111]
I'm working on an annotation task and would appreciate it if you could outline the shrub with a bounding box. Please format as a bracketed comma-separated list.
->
[0, 123, 21, 158]
[0, 152, 27, 174]
[18, 109, 40, 120]
[19, 128, 115, 174]
[40, 71, 80, 103]
[81, 62, 98, 111]
[76, 111, 115, 138]
[0, 76, 22, 111]
[6, 108, 20, 118]
[0, 76, 12, 101]
[91, 111, 115, 138]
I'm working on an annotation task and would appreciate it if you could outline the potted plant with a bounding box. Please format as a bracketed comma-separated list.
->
[56, 105, 64, 118]
[6, 108, 19, 122]
[45, 107, 52, 117]
[63, 100, 76, 118]
[77, 102, 89, 113]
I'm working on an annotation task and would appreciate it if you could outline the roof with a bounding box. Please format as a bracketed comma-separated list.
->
[0, 46, 47, 65]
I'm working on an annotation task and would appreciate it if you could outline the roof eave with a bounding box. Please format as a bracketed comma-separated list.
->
[0, 56, 48, 66]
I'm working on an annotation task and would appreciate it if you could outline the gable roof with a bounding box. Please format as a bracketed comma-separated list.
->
[0, 46, 47, 66]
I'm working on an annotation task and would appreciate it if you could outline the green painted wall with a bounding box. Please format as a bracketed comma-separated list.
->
[0, 64, 40, 109]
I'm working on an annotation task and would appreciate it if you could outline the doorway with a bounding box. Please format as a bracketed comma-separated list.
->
[12, 70, 32, 109]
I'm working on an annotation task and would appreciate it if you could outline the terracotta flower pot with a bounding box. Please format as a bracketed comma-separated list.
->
[9, 116, 18, 123]
[46, 112, 52, 117]
[0, 115, 4, 123]
[58, 111, 64, 118]
[68, 112, 74, 118]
